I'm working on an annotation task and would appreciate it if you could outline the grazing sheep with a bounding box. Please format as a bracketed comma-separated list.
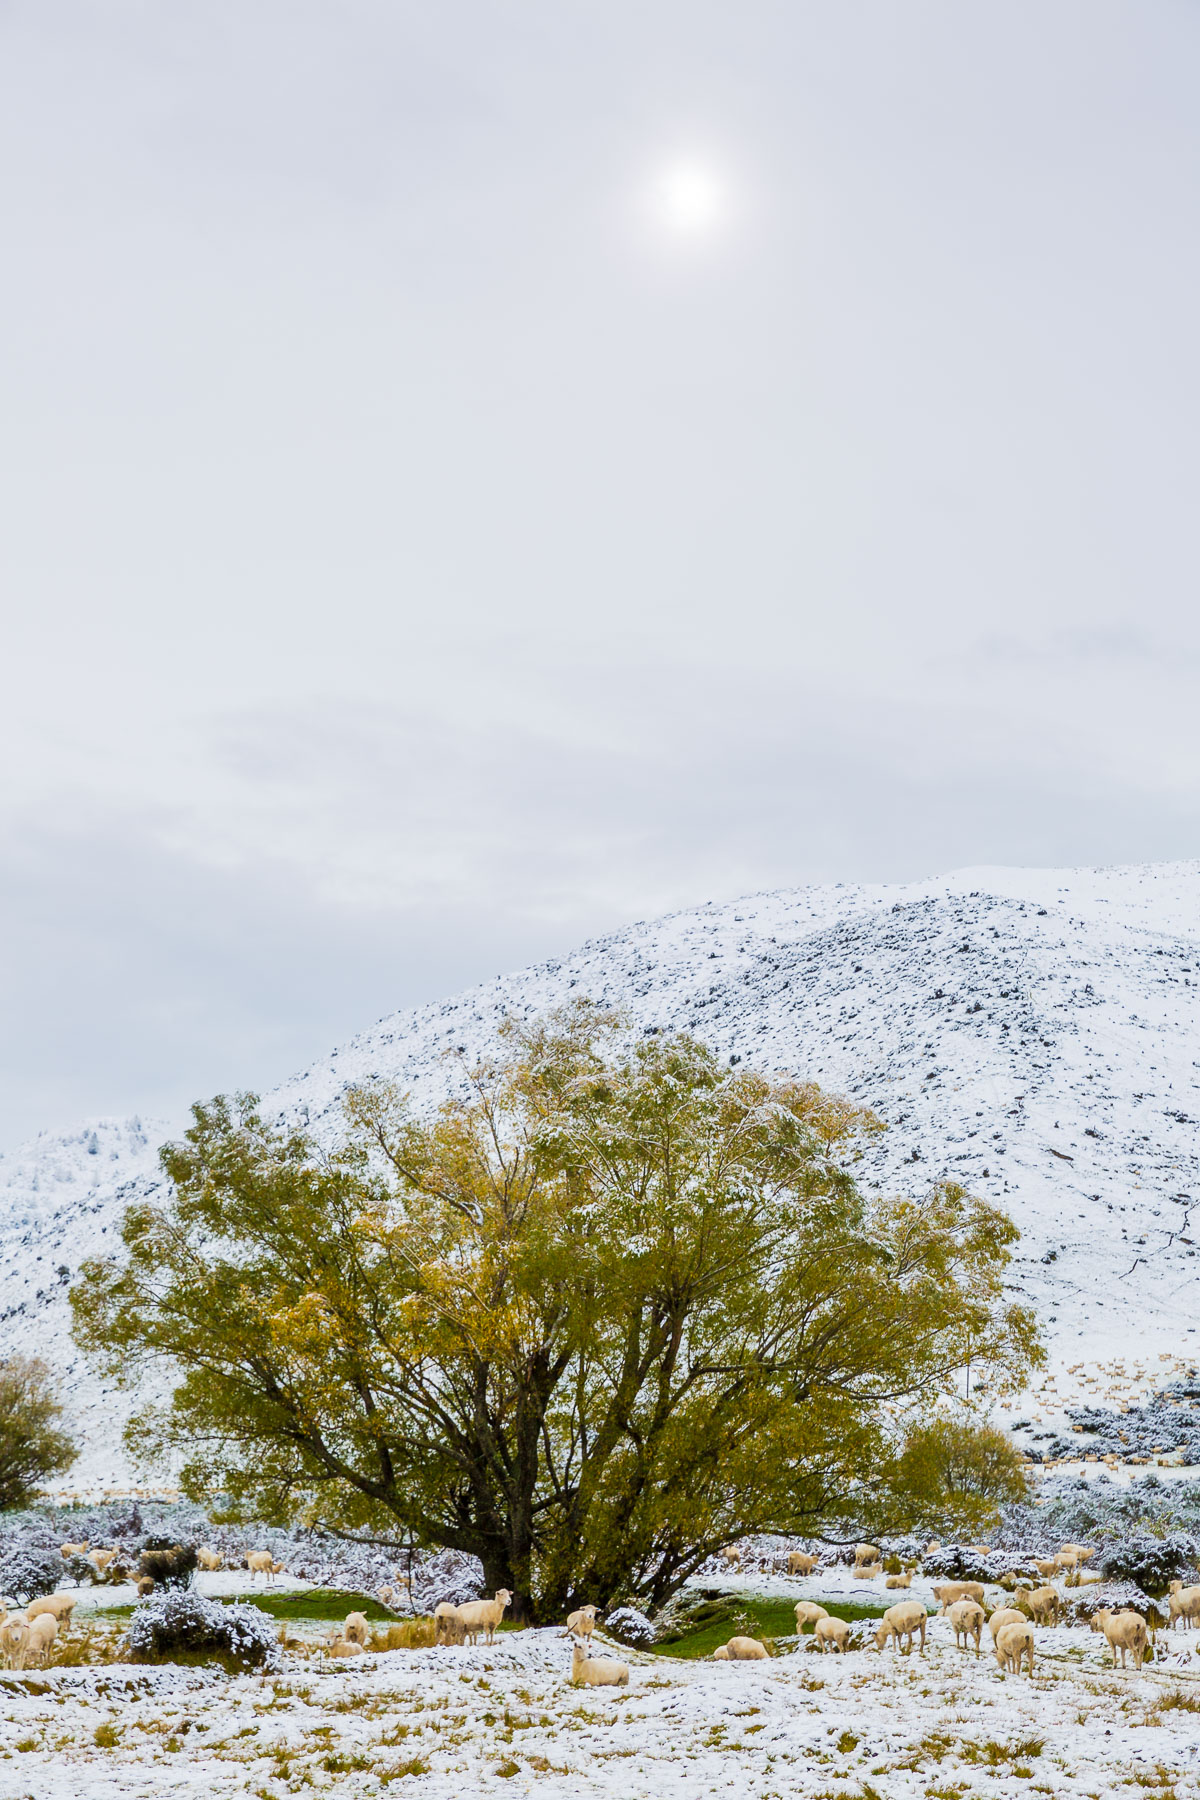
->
[995, 1621, 1035, 1675]
[25, 1613, 57, 1664]
[988, 1606, 1026, 1643]
[948, 1598, 985, 1657]
[196, 1548, 223, 1571]
[854, 1544, 881, 1573]
[1060, 1542, 1096, 1563]
[88, 1548, 118, 1578]
[570, 1640, 629, 1685]
[794, 1602, 830, 1631]
[931, 1582, 985, 1612]
[328, 1638, 365, 1659]
[135, 1576, 155, 1598]
[246, 1550, 275, 1581]
[925, 1541, 941, 1556]
[27, 1594, 75, 1628]
[1034, 1558, 1061, 1580]
[787, 1552, 817, 1577]
[455, 1590, 513, 1646]
[0, 1616, 29, 1670]
[969, 1545, 991, 1557]
[1055, 1548, 1082, 1572]
[343, 1612, 370, 1647]
[814, 1615, 850, 1654]
[885, 1571, 912, 1590]
[720, 1546, 742, 1569]
[566, 1604, 598, 1641]
[1023, 1586, 1061, 1625]
[720, 1636, 769, 1660]
[433, 1603, 465, 1646]
[1091, 1608, 1149, 1669]
[59, 1542, 88, 1560]
[874, 1602, 927, 1655]
[375, 1586, 395, 1607]
[1169, 1584, 1200, 1631]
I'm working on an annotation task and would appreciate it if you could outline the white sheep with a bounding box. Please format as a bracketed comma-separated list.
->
[931, 1582, 985, 1612]
[853, 1543, 881, 1572]
[715, 1635, 769, 1660]
[947, 1598, 985, 1657]
[27, 1594, 75, 1628]
[88, 1548, 118, 1578]
[720, 1546, 742, 1569]
[1033, 1557, 1060, 1580]
[328, 1639, 365, 1659]
[793, 1601, 829, 1632]
[885, 1571, 912, 1590]
[994, 1620, 1035, 1675]
[570, 1640, 629, 1685]
[25, 1613, 57, 1665]
[375, 1586, 395, 1607]
[197, 1547, 223, 1572]
[987, 1606, 1026, 1643]
[59, 1542, 88, 1560]
[1090, 1608, 1148, 1669]
[0, 1616, 29, 1670]
[1169, 1584, 1200, 1630]
[1022, 1585, 1061, 1625]
[343, 1612, 370, 1647]
[433, 1602, 465, 1646]
[566, 1604, 598, 1641]
[873, 1602, 927, 1655]
[814, 1615, 850, 1654]
[787, 1552, 817, 1577]
[246, 1551, 276, 1583]
[455, 1589, 513, 1646]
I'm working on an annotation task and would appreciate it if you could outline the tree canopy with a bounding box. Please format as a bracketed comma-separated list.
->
[72, 1004, 1040, 1618]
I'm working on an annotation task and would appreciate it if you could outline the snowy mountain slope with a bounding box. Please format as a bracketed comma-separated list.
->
[4, 859, 1200, 1482]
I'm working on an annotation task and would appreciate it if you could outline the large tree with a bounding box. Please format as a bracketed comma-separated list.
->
[72, 1005, 1039, 1619]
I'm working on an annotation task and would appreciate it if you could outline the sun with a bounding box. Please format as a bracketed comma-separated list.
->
[652, 161, 726, 236]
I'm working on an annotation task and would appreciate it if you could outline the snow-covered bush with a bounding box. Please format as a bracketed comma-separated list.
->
[137, 1543, 197, 1589]
[603, 1606, 656, 1647]
[127, 1591, 279, 1671]
[1097, 1533, 1199, 1596]
[0, 1544, 64, 1605]
[920, 1544, 996, 1582]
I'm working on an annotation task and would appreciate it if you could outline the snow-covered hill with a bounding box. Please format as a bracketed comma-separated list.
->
[6, 859, 1200, 1482]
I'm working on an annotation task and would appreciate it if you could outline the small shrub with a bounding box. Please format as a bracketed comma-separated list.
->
[94, 1722, 120, 1747]
[379, 1757, 430, 1781]
[0, 1543, 65, 1606]
[127, 1591, 279, 1671]
[136, 1544, 198, 1590]
[604, 1605, 656, 1647]
[495, 1759, 520, 1778]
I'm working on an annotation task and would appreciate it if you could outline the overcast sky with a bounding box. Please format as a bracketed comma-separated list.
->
[3, 0, 1199, 1146]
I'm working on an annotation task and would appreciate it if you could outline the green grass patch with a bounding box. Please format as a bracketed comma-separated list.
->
[653, 1594, 889, 1660]
[95, 1589, 397, 1625]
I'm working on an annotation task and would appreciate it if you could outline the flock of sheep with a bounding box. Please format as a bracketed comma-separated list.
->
[0, 1529, 1182, 1682]
[714, 1537, 1163, 1677]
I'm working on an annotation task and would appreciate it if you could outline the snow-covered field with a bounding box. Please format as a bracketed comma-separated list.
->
[5, 857, 1200, 1479]
[5, 1604, 1200, 1798]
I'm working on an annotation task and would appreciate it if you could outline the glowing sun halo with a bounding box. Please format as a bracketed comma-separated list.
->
[653, 162, 726, 235]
